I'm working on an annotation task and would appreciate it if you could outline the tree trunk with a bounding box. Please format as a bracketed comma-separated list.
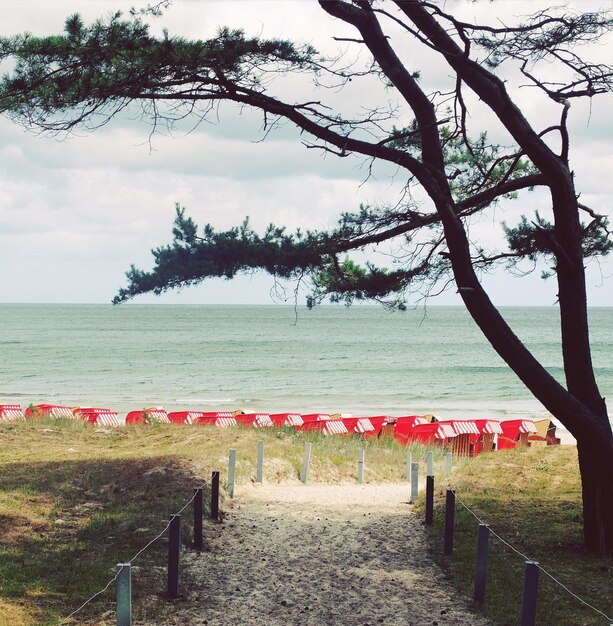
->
[393, 2, 613, 554]
[577, 431, 613, 554]
[429, 186, 613, 553]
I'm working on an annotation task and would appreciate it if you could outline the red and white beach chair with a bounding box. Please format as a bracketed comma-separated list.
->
[0, 404, 24, 420]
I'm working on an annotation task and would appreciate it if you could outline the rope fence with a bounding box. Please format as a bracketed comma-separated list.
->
[56, 484, 205, 625]
[454, 492, 613, 623]
[48, 442, 611, 626]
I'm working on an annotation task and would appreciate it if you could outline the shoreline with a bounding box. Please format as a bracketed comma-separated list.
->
[1, 394, 581, 445]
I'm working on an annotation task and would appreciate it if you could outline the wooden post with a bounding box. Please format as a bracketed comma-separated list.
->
[167, 515, 181, 598]
[211, 471, 220, 521]
[227, 448, 236, 498]
[473, 524, 489, 605]
[444, 489, 455, 555]
[405, 450, 412, 481]
[256, 441, 264, 484]
[426, 451, 434, 477]
[193, 487, 203, 550]
[444, 452, 453, 473]
[357, 449, 365, 484]
[520, 561, 540, 626]
[410, 462, 419, 504]
[116, 563, 131, 626]
[301, 442, 312, 483]
[425, 475, 434, 525]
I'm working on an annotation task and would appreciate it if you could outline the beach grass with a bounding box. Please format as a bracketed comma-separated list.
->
[0, 418, 418, 625]
[4, 420, 609, 626]
[420, 445, 613, 626]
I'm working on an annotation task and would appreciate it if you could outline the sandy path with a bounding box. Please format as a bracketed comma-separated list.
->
[167, 482, 491, 626]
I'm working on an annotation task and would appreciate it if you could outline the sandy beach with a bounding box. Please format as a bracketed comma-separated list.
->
[164, 482, 492, 626]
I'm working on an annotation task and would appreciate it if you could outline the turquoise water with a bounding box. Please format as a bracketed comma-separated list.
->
[0, 304, 611, 423]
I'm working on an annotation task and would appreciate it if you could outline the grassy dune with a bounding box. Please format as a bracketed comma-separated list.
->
[422, 445, 613, 626]
[2, 421, 610, 625]
[0, 419, 417, 625]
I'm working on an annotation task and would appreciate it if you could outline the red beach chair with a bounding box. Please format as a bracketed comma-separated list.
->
[234, 413, 274, 428]
[471, 419, 503, 455]
[365, 416, 390, 437]
[341, 417, 376, 436]
[498, 419, 538, 450]
[73, 407, 120, 427]
[406, 421, 457, 446]
[436, 420, 480, 457]
[301, 413, 330, 421]
[0, 404, 24, 420]
[296, 419, 349, 435]
[125, 407, 170, 425]
[269, 413, 304, 428]
[388, 415, 429, 445]
[24, 404, 74, 418]
[195, 412, 238, 427]
[167, 411, 237, 427]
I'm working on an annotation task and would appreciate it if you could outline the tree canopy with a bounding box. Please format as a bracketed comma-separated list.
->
[0, 5, 610, 308]
[1, 1, 613, 553]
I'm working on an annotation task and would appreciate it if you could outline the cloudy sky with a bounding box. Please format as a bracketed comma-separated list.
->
[1, 0, 612, 306]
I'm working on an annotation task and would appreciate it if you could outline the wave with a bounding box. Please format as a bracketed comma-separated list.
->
[174, 397, 237, 404]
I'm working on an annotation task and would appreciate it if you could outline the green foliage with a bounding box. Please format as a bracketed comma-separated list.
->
[113, 204, 441, 307]
[503, 212, 612, 276]
[440, 128, 536, 202]
[0, 12, 317, 131]
[308, 257, 420, 309]
[113, 204, 322, 303]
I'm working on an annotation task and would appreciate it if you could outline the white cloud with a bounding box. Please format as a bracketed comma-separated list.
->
[0, 1, 611, 305]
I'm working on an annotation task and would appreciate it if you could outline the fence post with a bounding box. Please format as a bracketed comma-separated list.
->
[473, 524, 490, 605]
[256, 441, 264, 484]
[211, 471, 220, 521]
[193, 487, 203, 550]
[444, 489, 455, 555]
[167, 515, 181, 598]
[227, 448, 236, 498]
[425, 475, 434, 525]
[444, 452, 453, 473]
[301, 442, 312, 483]
[410, 462, 419, 504]
[116, 563, 131, 626]
[405, 450, 412, 481]
[426, 451, 434, 477]
[357, 449, 365, 484]
[520, 561, 540, 626]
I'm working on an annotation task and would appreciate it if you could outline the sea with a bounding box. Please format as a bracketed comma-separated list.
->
[1, 305, 611, 434]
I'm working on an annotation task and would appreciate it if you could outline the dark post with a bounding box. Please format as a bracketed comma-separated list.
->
[167, 515, 181, 597]
[211, 471, 220, 521]
[520, 561, 540, 626]
[473, 524, 490, 605]
[193, 487, 203, 550]
[444, 489, 455, 555]
[425, 475, 434, 525]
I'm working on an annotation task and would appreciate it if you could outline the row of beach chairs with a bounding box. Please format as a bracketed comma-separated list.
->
[0, 403, 560, 456]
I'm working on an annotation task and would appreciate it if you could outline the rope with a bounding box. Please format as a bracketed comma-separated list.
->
[452, 491, 613, 623]
[56, 486, 202, 625]
[127, 518, 173, 565]
[57, 572, 119, 625]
